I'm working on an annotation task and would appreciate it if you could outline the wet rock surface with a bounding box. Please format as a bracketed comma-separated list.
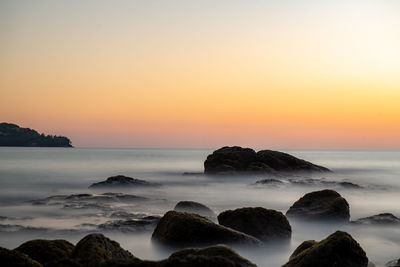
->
[254, 177, 362, 189]
[204, 146, 329, 174]
[15, 239, 75, 266]
[351, 213, 400, 225]
[0, 247, 42, 267]
[218, 207, 291, 241]
[71, 233, 139, 266]
[89, 175, 161, 189]
[283, 231, 368, 267]
[152, 210, 262, 247]
[166, 244, 257, 267]
[286, 189, 350, 222]
[174, 201, 216, 217]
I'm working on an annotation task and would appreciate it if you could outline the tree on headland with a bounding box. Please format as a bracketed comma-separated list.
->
[0, 123, 72, 147]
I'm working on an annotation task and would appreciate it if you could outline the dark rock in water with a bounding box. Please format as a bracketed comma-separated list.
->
[152, 211, 262, 247]
[282, 231, 368, 267]
[286, 189, 350, 222]
[89, 175, 161, 188]
[0, 224, 48, 233]
[174, 201, 216, 217]
[385, 258, 400, 267]
[98, 216, 161, 232]
[0, 216, 7, 220]
[15, 239, 74, 266]
[218, 207, 291, 241]
[0, 247, 42, 267]
[71, 233, 139, 266]
[289, 240, 317, 260]
[204, 146, 329, 174]
[351, 213, 400, 225]
[254, 178, 285, 187]
[166, 244, 257, 267]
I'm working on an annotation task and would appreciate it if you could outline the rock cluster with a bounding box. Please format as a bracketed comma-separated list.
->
[89, 175, 161, 188]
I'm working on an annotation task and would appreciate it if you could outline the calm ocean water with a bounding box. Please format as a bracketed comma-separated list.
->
[0, 147, 399, 266]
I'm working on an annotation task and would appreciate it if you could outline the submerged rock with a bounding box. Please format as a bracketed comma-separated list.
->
[166, 244, 257, 267]
[351, 213, 400, 225]
[174, 201, 216, 217]
[71, 233, 139, 266]
[15, 239, 74, 266]
[218, 207, 291, 241]
[98, 216, 160, 232]
[283, 231, 368, 267]
[204, 146, 329, 174]
[0, 247, 42, 267]
[89, 175, 161, 188]
[152, 211, 262, 247]
[385, 258, 400, 267]
[286, 189, 350, 222]
[254, 178, 362, 189]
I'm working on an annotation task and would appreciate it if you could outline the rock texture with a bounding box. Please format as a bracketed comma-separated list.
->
[71, 234, 139, 266]
[15, 239, 74, 266]
[89, 175, 160, 188]
[218, 207, 291, 241]
[288, 240, 317, 260]
[174, 201, 216, 217]
[166, 245, 257, 267]
[0, 247, 42, 267]
[283, 231, 368, 267]
[286, 189, 350, 222]
[204, 146, 329, 174]
[152, 211, 262, 247]
[351, 213, 400, 225]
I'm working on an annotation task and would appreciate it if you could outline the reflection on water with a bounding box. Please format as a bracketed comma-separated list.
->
[0, 148, 399, 266]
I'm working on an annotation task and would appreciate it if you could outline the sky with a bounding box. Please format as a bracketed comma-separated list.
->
[1, 0, 399, 149]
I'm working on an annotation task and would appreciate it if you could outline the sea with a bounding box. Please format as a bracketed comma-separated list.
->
[0, 147, 399, 266]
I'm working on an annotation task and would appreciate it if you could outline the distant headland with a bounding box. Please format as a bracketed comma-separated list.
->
[0, 123, 72, 147]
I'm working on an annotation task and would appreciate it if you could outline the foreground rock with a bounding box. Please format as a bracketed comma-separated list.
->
[283, 231, 368, 267]
[218, 207, 291, 241]
[288, 240, 317, 260]
[351, 213, 400, 225]
[89, 175, 161, 188]
[15, 239, 74, 266]
[204, 146, 329, 174]
[152, 211, 262, 247]
[0, 247, 42, 267]
[71, 233, 139, 266]
[4, 235, 257, 267]
[174, 201, 216, 217]
[166, 245, 257, 267]
[286, 189, 350, 222]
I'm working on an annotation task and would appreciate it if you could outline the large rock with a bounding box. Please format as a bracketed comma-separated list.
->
[204, 146, 329, 174]
[351, 213, 400, 225]
[71, 233, 139, 266]
[15, 239, 74, 266]
[174, 201, 216, 217]
[166, 245, 257, 267]
[152, 211, 262, 247]
[89, 175, 160, 188]
[283, 231, 368, 267]
[286, 189, 350, 222]
[0, 247, 42, 267]
[218, 207, 291, 241]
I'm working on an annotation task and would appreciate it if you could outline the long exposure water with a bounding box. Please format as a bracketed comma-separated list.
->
[0, 147, 399, 266]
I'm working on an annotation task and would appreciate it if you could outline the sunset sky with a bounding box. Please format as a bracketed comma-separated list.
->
[1, 0, 399, 149]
